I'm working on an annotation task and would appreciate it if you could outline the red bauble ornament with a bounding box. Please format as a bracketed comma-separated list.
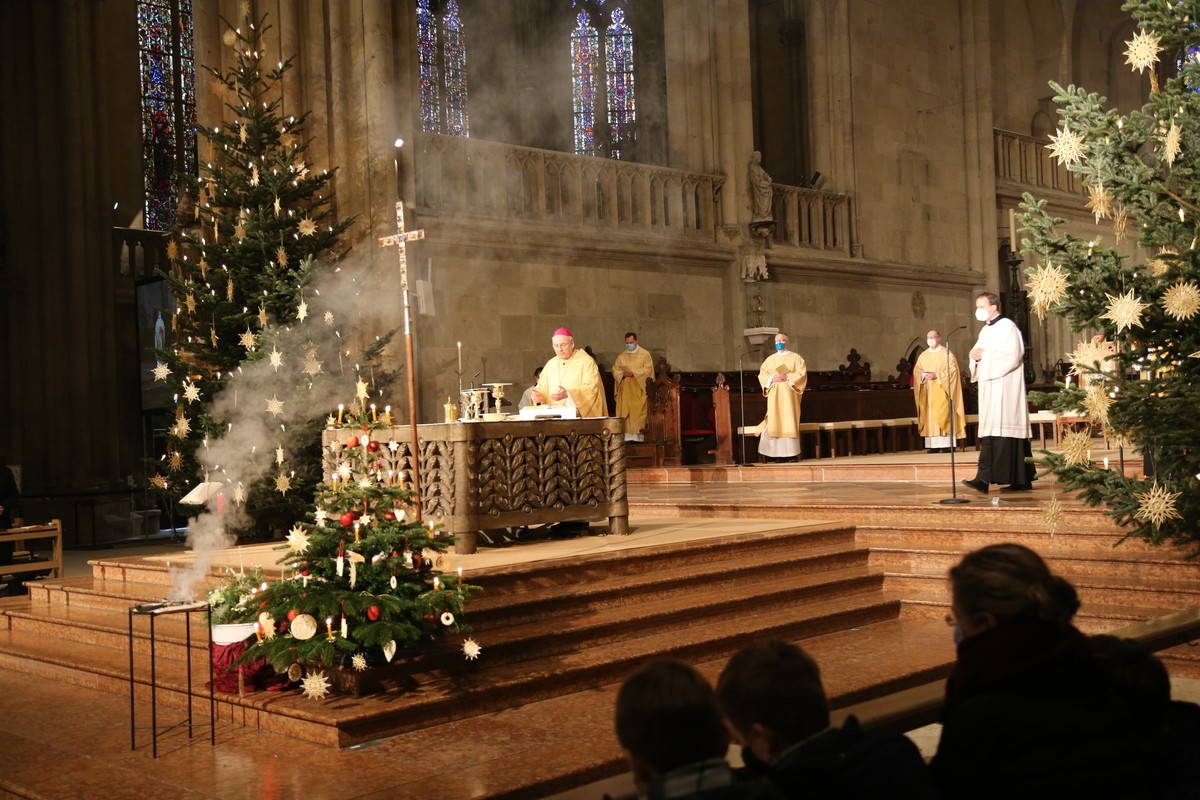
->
[383, 511, 396, 521]
[366, 440, 381, 453]
[340, 512, 356, 527]
[367, 605, 381, 621]
[287, 609, 298, 621]
[345, 435, 360, 449]
[423, 613, 436, 623]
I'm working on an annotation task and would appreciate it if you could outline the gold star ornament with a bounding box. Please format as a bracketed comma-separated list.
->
[275, 473, 292, 495]
[265, 395, 285, 417]
[298, 217, 317, 237]
[152, 362, 171, 381]
[286, 525, 310, 554]
[1041, 495, 1066, 534]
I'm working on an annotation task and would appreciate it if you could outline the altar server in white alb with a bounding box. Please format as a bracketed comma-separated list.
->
[962, 292, 1035, 494]
[756, 332, 808, 462]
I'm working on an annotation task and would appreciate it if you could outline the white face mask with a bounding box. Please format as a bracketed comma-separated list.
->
[927, 338, 938, 349]
[975, 307, 990, 322]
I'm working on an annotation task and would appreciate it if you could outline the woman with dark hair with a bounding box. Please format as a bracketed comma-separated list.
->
[932, 543, 1200, 798]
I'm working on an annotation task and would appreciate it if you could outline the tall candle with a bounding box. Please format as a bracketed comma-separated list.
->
[457, 341, 462, 372]
[217, 492, 226, 513]
[370, 403, 377, 423]
[1009, 207, 1017, 247]
[337, 404, 344, 424]
[384, 405, 392, 425]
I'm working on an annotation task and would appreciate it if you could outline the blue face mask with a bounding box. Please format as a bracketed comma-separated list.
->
[625, 343, 636, 352]
[775, 342, 786, 351]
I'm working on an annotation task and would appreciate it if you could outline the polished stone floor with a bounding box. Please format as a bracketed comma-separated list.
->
[1, 458, 1187, 800]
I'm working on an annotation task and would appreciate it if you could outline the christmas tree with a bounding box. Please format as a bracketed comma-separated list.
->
[240, 413, 478, 701]
[1021, 0, 1200, 550]
[151, 12, 390, 537]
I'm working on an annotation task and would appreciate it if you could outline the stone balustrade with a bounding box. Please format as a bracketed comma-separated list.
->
[415, 133, 724, 240]
[769, 184, 854, 254]
[994, 128, 1086, 198]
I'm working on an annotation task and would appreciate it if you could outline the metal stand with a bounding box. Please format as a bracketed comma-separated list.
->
[939, 328, 970, 505]
[128, 601, 215, 757]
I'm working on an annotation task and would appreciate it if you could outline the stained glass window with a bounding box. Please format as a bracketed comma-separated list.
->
[570, 1, 636, 159]
[137, 0, 196, 231]
[417, 0, 440, 133]
[605, 7, 636, 159]
[417, 0, 470, 137]
[571, 11, 601, 155]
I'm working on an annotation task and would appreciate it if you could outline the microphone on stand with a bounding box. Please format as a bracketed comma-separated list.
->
[737, 351, 751, 464]
[938, 325, 970, 505]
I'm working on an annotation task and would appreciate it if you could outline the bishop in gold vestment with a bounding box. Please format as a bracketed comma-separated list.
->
[756, 332, 808, 460]
[532, 328, 607, 418]
[612, 332, 654, 441]
[913, 329, 966, 452]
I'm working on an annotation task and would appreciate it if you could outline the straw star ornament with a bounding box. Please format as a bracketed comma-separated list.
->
[1101, 289, 1148, 333]
[1134, 482, 1182, 527]
[1162, 280, 1200, 321]
[1027, 262, 1070, 320]
[1058, 429, 1094, 467]
[1124, 29, 1162, 74]
[1047, 126, 1086, 165]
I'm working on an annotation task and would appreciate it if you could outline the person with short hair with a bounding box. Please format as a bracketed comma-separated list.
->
[962, 292, 1035, 492]
[913, 329, 965, 453]
[517, 366, 543, 410]
[612, 332, 654, 442]
[716, 640, 930, 798]
[616, 659, 784, 800]
[531, 327, 606, 417]
[754, 333, 807, 462]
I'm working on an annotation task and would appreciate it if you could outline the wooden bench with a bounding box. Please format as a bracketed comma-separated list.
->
[0, 519, 64, 587]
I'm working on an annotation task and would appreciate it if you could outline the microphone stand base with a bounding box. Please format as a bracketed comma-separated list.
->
[938, 497, 971, 505]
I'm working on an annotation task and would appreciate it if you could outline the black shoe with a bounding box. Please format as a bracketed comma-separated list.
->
[961, 479, 988, 494]
[1000, 483, 1033, 493]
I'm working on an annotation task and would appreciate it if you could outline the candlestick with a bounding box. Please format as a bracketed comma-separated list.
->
[326, 616, 333, 637]
[1009, 207, 1017, 248]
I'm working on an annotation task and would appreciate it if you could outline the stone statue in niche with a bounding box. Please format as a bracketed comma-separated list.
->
[748, 151, 774, 224]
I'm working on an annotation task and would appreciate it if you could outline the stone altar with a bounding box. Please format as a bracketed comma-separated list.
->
[323, 418, 629, 554]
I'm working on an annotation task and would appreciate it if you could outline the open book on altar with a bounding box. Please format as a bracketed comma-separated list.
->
[775, 365, 790, 375]
[518, 406, 579, 420]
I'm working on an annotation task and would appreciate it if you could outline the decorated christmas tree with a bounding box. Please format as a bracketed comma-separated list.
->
[151, 12, 389, 536]
[1021, 0, 1200, 550]
[238, 413, 478, 701]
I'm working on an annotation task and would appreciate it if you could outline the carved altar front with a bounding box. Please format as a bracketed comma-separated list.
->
[322, 418, 629, 554]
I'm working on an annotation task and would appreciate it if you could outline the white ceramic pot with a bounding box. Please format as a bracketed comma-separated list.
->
[210, 622, 257, 645]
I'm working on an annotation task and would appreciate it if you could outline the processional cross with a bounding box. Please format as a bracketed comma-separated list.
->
[377, 200, 426, 518]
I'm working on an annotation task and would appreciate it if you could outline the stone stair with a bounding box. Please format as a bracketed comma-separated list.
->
[0, 522, 946, 751]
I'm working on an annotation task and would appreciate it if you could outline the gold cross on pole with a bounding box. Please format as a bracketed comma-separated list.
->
[377, 200, 426, 519]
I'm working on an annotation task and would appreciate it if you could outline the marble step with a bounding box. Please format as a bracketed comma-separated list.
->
[468, 539, 870, 625]
[3, 558, 887, 677]
[886, 568, 1200, 611]
[0, 588, 908, 747]
[631, 499, 1124, 532]
[868, 541, 1200, 583]
[856, 522, 1169, 553]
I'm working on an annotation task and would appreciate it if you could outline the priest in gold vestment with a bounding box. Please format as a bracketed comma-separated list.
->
[913, 329, 966, 452]
[756, 332, 808, 461]
[612, 332, 654, 441]
[531, 328, 607, 418]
